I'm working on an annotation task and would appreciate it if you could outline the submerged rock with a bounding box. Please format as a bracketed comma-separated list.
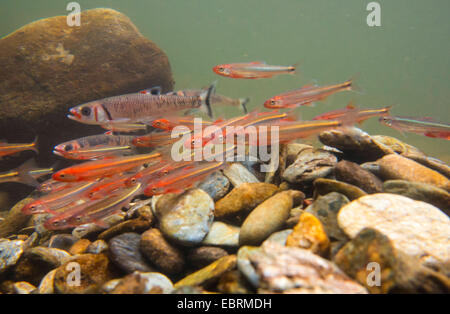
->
[54, 253, 113, 294]
[305, 192, 349, 242]
[48, 234, 78, 252]
[334, 228, 450, 293]
[0, 239, 24, 275]
[376, 154, 450, 192]
[286, 212, 330, 257]
[236, 246, 261, 288]
[319, 128, 394, 162]
[250, 242, 367, 294]
[214, 183, 278, 219]
[187, 246, 229, 269]
[282, 147, 337, 184]
[86, 239, 108, 254]
[201, 221, 240, 247]
[314, 178, 367, 200]
[109, 232, 154, 274]
[0, 198, 33, 238]
[338, 193, 450, 270]
[222, 163, 260, 186]
[68, 239, 91, 255]
[97, 218, 151, 241]
[239, 190, 304, 246]
[0, 8, 174, 161]
[334, 160, 383, 193]
[197, 171, 230, 201]
[140, 228, 185, 275]
[159, 189, 214, 246]
[174, 255, 237, 289]
[109, 271, 174, 294]
[383, 180, 450, 215]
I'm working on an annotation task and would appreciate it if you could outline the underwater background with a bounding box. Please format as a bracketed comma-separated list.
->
[1, 0, 449, 162]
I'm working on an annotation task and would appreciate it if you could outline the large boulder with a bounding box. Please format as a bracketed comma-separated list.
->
[0, 8, 174, 163]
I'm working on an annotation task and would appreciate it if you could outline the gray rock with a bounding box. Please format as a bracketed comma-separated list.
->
[109, 232, 154, 274]
[338, 193, 450, 270]
[262, 229, 293, 246]
[201, 221, 240, 247]
[0, 239, 24, 274]
[25, 246, 71, 268]
[305, 192, 349, 242]
[48, 234, 78, 251]
[250, 242, 368, 294]
[159, 189, 214, 246]
[282, 148, 337, 184]
[222, 163, 260, 187]
[319, 127, 394, 162]
[236, 246, 261, 288]
[197, 171, 230, 201]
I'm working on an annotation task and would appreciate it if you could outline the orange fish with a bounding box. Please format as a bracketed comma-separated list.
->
[52, 152, 161, 182]
[379, 116, 450, 140]
[213, 61, 296, 79]
[264, 78, 354, 109]
[0, 137, 38, 159]
[313, 105, 392, 124]
[144, 161, 226, 196]
[152, 116, 216, 132]
[133, 130, 191, 148]
[22, 181, 96, 215]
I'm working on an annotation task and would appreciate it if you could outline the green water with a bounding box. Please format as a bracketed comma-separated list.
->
[1, 0, 449, 163]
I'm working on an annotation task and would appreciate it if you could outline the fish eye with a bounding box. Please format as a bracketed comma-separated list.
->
[218, 67, 225, 72]
[64, 144, 73, 152]
[76, 217, 82, 222]
[52, 221, 61, 226]
[81, 107, 91, 116]
[152, 187, 157, 193]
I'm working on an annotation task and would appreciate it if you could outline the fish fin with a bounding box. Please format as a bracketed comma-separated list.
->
[199, 81, 216, 118]
[31, 136, 39, 154]
[348, 73, 364, 95]
[17, 159, 40, 187]
[104, 131, 113, 135]
[238, 98, 250, 114]
[250, 61, 266, 65]
[140, 86, 162, 95]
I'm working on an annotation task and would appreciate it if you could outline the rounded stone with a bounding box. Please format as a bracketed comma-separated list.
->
[159, 189, 214, 246]
[239, 190, 304, 246]
[140, 228, 185, 275]
[54, 253, 113, 294]
[334, 160, 383, 193]
[109, 232, 154, 274]
[338, 193, 450, 269]
[214, 183, 279, 219]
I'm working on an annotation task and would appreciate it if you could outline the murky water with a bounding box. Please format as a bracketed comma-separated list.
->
[1, 0, 449, 162]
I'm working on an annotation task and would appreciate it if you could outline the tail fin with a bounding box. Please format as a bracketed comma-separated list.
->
[239, 98, 250, 114]
[347, 73, 364, 95]
[199, 81, 217, 118]
[31, 136, 39, 154]
[17, 159, 40, 187]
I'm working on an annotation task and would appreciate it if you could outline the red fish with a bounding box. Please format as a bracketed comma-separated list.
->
[52, 152, 161, 182]
[213, 62, 296, 79]
[264, 79, 354, 109]
[0, 137, 38, 159]
[53, 134, 136, 160]
[379, 116, 450, 140]
[144, 161, 226, 196]
[313, 105, 392, 124]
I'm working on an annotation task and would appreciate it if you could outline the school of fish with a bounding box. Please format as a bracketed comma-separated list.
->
[1, 61, 448, 231]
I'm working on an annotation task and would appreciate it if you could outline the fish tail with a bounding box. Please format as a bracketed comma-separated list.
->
[289, 62, 300, 75]
[347, 73, 364, 94]
[31, 136, 39, 154]
[17, 159, 40, 187]
[239, 98, 250, 114]
[199, 81, 217, 118]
